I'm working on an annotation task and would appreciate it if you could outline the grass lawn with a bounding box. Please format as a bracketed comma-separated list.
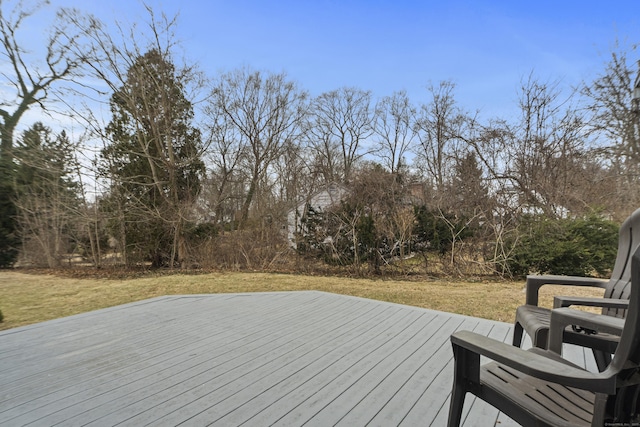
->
[0, 270, 605, 331]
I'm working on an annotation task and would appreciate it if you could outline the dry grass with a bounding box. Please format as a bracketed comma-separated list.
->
[0, 270, 605, 331]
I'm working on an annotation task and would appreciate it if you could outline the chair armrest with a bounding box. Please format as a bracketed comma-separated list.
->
[451, 330, 615, 394]
[547, 308, 625, 354]
[553, 296, 629, 309]
[525, 275, 608, 306]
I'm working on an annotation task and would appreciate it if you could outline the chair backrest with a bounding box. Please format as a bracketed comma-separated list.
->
[628, 248, 640, 366]
[602, 208, 640, 318]
[598, 246, 640, 422]
[609, 246, 640, 369]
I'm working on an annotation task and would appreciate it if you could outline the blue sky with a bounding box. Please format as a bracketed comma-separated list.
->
[15, 0, 640, 120]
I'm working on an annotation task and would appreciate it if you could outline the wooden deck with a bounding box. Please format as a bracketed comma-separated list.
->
[0, 291, 597, 426]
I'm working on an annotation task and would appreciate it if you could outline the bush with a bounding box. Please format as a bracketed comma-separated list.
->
[0, 309, 3, 323]
[507, 213, 618, 278]
[413, 206, 475, 255]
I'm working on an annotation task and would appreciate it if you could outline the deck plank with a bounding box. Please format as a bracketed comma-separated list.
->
[0, 291, 595, 426]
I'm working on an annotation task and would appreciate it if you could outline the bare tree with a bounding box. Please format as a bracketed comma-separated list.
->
[414, 81, 466, 193]
[582, 44, 638, 161]
[373, 90, 416, 174]
[467, 74, 590, 218]
[509, 75, 590, 216]
[207, 68, 308, 227]
[460, 74, 612, 276]
[272, 137, 313, 205]
[582, 43, 640, 215]
[307, 87, 373, 183]
[0, 0, 94, 267]
[201, 104, 247, 226]
[0, 0, 92, 164]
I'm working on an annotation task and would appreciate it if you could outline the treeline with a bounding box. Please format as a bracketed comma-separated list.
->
[0, 4, 636, 277]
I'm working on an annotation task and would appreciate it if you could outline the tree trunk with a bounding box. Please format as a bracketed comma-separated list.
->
[240, 177, 258, 228]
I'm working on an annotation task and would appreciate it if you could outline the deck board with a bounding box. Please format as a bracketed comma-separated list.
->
[0, 291, 595, 426]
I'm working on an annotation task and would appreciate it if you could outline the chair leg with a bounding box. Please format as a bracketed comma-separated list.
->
[448, 343, 478, 427]
[447, 381, 466, 427]
[512, 322, 524, 347]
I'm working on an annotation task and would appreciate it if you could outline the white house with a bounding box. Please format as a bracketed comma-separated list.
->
[286, 183, 348, 248]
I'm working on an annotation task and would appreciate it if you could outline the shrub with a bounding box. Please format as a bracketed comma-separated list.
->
[413, 206, 475, 255]
[507, 213, 618, 277]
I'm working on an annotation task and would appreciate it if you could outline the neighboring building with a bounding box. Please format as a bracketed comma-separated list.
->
[286, 183, 348, 248]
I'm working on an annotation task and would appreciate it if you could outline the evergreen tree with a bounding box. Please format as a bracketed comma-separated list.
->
[449, 152, 488, 216]
[101, 49, 204, 267]
[14, 123, 81, 267]
[0, 184, 18, 268]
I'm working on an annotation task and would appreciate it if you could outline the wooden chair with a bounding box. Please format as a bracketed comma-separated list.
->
[512, 208, 640, 371]
[447, 246, 640, 426]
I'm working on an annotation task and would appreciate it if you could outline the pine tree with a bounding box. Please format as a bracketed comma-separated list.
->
[101, 49, 204, 267]
[14, 123, 81, 267]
